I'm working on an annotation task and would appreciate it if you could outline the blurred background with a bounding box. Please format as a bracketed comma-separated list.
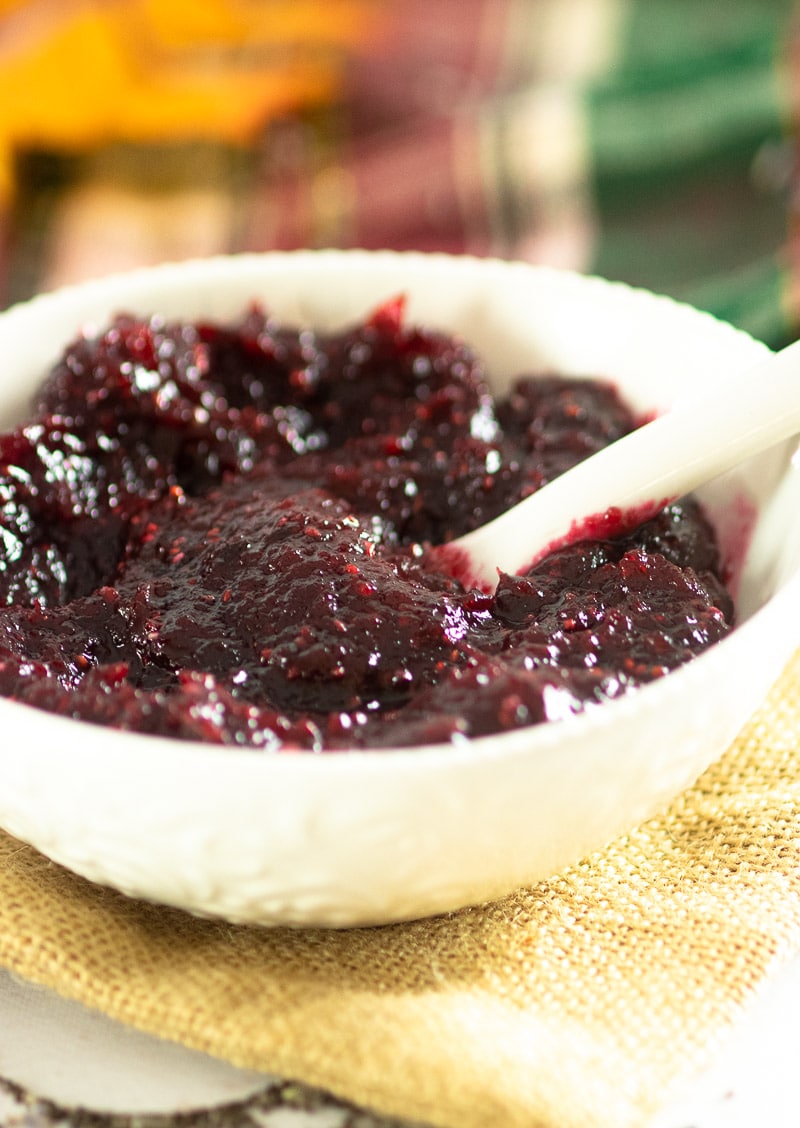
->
[0, 0, 797, 346]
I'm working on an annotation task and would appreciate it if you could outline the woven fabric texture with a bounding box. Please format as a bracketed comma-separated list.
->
[0, 655, 798, 1128]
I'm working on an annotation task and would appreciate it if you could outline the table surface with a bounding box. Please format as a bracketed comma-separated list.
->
[0, 1077, 415, 1128]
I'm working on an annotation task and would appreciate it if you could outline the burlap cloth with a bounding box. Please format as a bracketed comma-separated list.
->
[1, 656, 800, 1128]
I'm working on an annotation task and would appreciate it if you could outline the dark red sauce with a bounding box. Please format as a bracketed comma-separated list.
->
[0, 298, 733, 749]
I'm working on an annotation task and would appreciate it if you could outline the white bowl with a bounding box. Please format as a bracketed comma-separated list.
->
[0, 251, 798, 927]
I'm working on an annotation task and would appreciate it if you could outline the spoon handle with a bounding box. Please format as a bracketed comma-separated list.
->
[458, 336, 800, 587]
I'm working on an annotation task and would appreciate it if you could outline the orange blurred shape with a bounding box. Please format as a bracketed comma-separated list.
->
[0, 0, 382, 196]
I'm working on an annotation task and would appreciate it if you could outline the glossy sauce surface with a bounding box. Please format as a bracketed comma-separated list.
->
[0, 299, 733, 749]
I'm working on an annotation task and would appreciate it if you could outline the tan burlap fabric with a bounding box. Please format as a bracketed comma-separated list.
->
[2, 657, 800, 1128]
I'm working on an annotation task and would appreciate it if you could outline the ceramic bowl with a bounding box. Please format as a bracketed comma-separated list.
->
[0, 251, 798, 927]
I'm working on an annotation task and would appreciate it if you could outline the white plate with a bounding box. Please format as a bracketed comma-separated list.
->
[0, 251, 797, 927]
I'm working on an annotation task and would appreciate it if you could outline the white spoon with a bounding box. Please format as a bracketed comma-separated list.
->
[448, 336, 800, 589]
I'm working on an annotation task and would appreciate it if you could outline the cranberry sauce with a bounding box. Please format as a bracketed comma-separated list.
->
[0, 298, 733, 749]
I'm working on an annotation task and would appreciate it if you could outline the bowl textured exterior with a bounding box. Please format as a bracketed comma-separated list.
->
[0, 251, 798, 927]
